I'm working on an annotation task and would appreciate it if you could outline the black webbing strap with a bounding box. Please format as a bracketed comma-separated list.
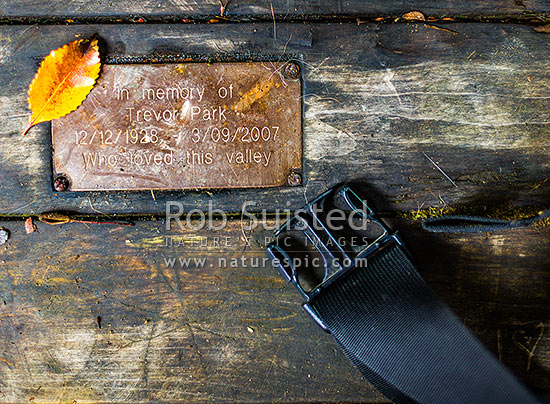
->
[309, 241, 541, 404]
[267, 185, 543, 404]
[423, 211, 550, 233]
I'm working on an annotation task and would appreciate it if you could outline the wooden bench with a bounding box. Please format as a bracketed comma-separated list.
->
[0, 1, 549, 402]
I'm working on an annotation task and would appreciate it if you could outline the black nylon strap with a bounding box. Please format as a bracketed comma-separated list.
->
[422, 211, 550, 233]
[309, 241, 541, 404]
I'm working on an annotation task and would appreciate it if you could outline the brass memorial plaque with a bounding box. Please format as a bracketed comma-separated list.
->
[52, 62, 302, 191]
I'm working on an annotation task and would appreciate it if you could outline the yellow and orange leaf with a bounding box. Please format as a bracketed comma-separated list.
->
[401, 11, 426, 21]
[21, 38, 101, 136]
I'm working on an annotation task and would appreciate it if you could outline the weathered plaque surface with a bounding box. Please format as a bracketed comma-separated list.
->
[52, 63, 302, 191]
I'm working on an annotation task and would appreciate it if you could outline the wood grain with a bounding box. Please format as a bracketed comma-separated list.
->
[0, 0, 548, 20]
[0, 7, 548, 404]
[1, 23, 549, 216]
[0, 219, 547, 403]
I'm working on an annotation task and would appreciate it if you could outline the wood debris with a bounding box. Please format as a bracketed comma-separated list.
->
[0, 229, 9, 245]
[24, 217, 37, 234]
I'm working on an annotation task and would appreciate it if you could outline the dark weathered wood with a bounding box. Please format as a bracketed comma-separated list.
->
[397, 221, 550, 393]
[0, 219, 547, 403]
[0, 0, 548, 20]
[0, 219, 384, 403]
[1, 23, 550, 215]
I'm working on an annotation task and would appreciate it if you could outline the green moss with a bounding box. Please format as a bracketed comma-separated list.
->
[399, 206, 451, 221]
[534, 217, 550, 229]
[400, 203, 546, 225]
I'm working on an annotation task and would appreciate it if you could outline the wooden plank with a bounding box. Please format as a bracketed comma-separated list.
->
[0, 219, 547, 402]
[1, 23, 550, 215]
[0, 219, 385, 403]
[0, 0, 548, 20]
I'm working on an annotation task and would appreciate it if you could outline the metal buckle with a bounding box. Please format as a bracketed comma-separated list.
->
[266, 186, 402, 333]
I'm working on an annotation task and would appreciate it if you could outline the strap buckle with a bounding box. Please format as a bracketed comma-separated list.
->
[267, 186, 402, 332]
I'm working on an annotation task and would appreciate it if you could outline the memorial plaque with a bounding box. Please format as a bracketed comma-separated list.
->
[51, 62, 302, 191]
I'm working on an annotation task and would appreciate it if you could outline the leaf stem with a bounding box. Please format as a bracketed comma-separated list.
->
[20, 117, 32, 136]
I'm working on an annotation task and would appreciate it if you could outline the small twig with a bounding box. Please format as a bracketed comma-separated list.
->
[268, 61, 288, 86]
[423, 152, 458, 188]
[267, 60, 287, 80]
[270, 2, 277, 41]
[529, 178, 547, 192]
[301, 93, 342, 104]
[281, 33, 292, 57]
[424, 24, 458, 34]
[38, 212, 133, 226]
[218, 0, 231, 16]
[88, 196, 106, 215]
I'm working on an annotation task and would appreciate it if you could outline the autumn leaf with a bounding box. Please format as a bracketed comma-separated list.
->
[401, 11, 426, 21]
[21, 37, 101, 136]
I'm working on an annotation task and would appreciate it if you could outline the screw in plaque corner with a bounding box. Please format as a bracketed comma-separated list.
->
[53, 174, 70, 192]
[287, 171, 302, 187]
[282, 62, 301, 80]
